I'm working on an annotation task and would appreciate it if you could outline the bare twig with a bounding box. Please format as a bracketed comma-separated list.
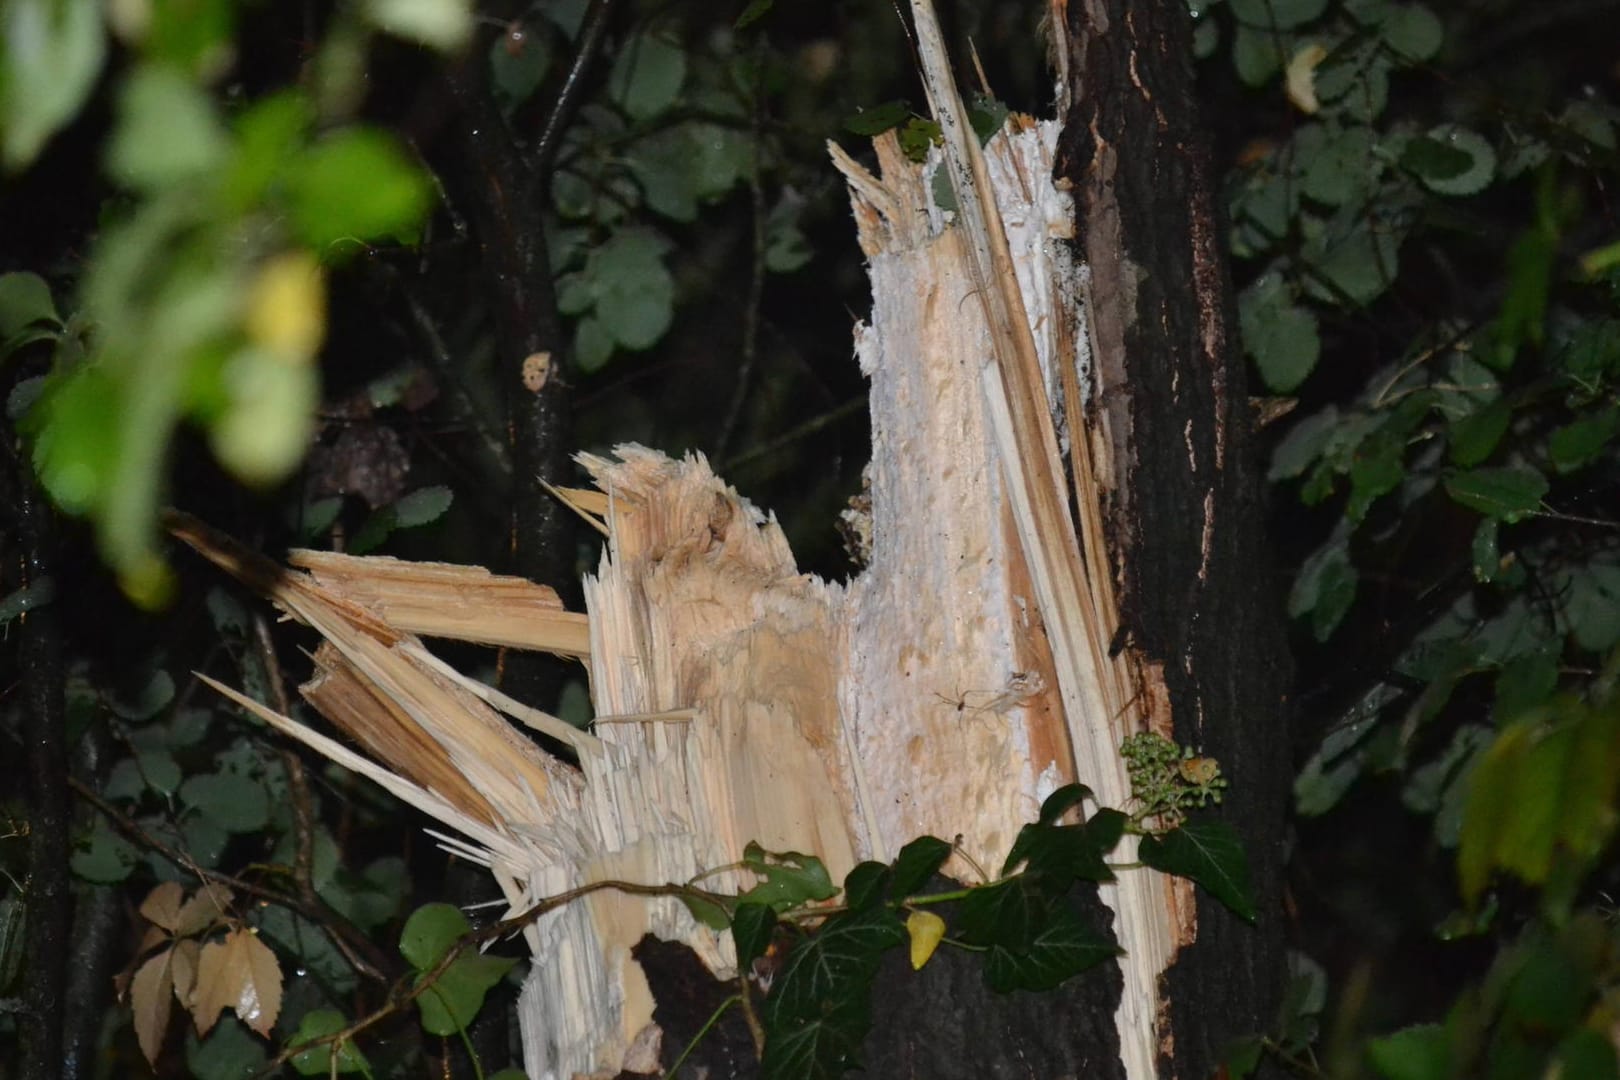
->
[531, 0, 617, 181]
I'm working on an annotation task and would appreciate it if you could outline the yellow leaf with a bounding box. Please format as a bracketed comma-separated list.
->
[1286, 43, 1328, 114]
[906, 909, 946, 970]
[244, 251, 326, 362]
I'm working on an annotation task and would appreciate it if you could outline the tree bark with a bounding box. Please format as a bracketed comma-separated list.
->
[1054, 0, 1292, 1073]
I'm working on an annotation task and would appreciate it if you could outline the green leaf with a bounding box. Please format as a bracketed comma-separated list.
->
[107, 65, 230, 192]
[1411, 125, 1496, 196]
[888, 835, 951, 898]
[1367, 1023, 1449, 1080]
[290, 1008, 370, 1075]
[186, 1016, 268, 1080]
[1379, 4, 1443, 61]
[681, 893, 733, 932]
[842, 100, 911, 136]
[764, 904, 904, 1025]
[608, 32, 686, 121]
[209, 347, 319, 486]
[363, 0, 471, 51]
[761, 994, 867, 1080]
[105, 751, 183, 799]
[71, 819, 139, 883]
[1289, 537, 1358, 641]
[841, 861, 890, 910]
[574, 313, 615, 372]
[1231, 23, 1287, 86]
[289, 128, 433, 249]
[1495, 651, 1559, 723]
[393, 484, 453, 528]
[1138, 821, 1257, 923]
[740, 843, 838, 911]
[732, 902, 777, 969]
[1346, 431, 1404, 522]
[0, 0, 108, 168]
[1038, 783, 1092, 824]
[981, 903, 1120, 992]
[1301, 217, 1402, 306]
[1447, 399, 1510, 467]
[400, 902, 471, 969]
[957, 876, 1049, 951]
[0, 272, 59, 339]
[110, 667, 176, 721]
[1444, 465, 1547, 522]
[1001, 817, 1116, 886]
[1548, 409, 1619, 473]
[224, 92, 312, 212]
[1457, 704, 1620, 902]
[1240, 276, 1321, 393]
[1269, 407, 1341, 481]
[967, 93, 1010, 144]
[180, 771, 270, 833]
[415, 952, 519, 1036]
[1301, 124, 1378, 207]
[140, 0, 235, 77]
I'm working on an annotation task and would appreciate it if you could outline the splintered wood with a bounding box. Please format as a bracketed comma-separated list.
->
[175, 12, 1183, 1075]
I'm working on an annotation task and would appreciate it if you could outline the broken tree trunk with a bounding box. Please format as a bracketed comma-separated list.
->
[177, 1, 1287, 1076]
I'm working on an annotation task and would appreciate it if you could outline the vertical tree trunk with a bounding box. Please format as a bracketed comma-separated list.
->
[1053, 0, 1292, 1071]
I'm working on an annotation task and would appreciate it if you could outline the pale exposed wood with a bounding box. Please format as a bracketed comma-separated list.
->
[904, 3, 1178, 1071]
[287, 549, 591, 658]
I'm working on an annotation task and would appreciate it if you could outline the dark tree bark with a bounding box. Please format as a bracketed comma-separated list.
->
[1056, 0, 1293, 1074]
[11, 446, 70, 1080]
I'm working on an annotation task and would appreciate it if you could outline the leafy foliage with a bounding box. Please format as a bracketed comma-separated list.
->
[1214, 0, 1620, 1070]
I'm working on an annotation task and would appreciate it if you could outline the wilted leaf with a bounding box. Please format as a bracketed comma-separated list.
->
[131, 946, 178, 1066]
[191, 928, 283, 1039]
[141, 881, 188, 934]
[175, 883, 234, 937]
[906, 910, 946, 970]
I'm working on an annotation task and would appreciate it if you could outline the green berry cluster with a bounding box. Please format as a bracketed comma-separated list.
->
[1119, 732, 1228, 830]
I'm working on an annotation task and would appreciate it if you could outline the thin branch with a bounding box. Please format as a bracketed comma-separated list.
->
[714, 35, 772, 463]
[531, 0, 617, 182]
[67, 777, 392, 984]
[719, 397, 867, 473]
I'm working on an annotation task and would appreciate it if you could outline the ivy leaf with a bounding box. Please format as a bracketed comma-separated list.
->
[957, 876, 1049, 951]
[981, 904, 1120, 993]
[1138, 821, 1257, 923]
[905, 910, 947, 970]
[1444, 465, 1547, 522]
[841, 861, 890, 910]
[732, 902, 778, 969]
[888, 835, 951, 898]
[763, 904, 904, 1026]
[739, 843, 838, 911]
[760, 993, 868, 1080]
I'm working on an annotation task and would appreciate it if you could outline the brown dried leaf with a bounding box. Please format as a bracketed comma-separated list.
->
[191, 928, 283, 1039]
[139, 882, 186, 933]
[130, 947, 175, 1067]
[174, 883, 233, 937]
[171, 937, 201, 1007]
